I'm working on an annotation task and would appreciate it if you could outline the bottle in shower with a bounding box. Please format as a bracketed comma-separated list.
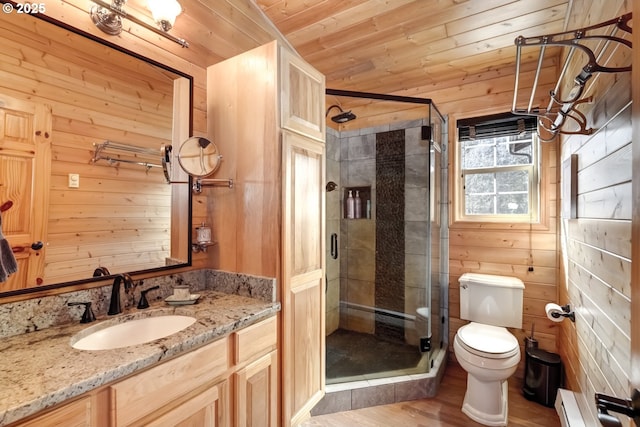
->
[354, 190, 362, 218]
[346, 190, 355, 219]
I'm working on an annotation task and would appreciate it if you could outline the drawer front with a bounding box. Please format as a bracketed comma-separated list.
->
[233, 316, 277, 365]
[111, 337, 229, 426]
[15, 396, 92, 427]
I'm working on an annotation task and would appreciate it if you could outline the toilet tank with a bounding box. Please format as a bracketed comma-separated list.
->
[459, 273, 525, 328]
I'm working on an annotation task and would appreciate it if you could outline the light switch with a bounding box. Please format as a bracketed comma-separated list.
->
[68, 173, 80, 188]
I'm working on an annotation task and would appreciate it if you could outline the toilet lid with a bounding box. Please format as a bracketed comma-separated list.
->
[457, 322, 519, 358]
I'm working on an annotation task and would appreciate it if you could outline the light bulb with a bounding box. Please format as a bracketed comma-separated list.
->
[147, 0, 182, 31]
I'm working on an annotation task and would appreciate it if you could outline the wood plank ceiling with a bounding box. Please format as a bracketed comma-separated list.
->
[254, 0, 573, 108]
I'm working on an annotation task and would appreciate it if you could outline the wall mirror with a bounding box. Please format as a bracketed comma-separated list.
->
[0, 11, 192, 297]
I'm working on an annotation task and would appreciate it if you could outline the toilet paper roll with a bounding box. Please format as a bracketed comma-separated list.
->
[545, 303, 565, 322]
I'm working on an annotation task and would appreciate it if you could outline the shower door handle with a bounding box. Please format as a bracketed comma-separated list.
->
[330, 233, 338, 259]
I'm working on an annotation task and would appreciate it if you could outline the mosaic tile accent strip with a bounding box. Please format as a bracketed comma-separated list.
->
[375, 129, 405, 342]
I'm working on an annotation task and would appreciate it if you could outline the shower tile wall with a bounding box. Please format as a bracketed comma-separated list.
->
[326, 120, 433, 342]
[340, 129, 377, 333]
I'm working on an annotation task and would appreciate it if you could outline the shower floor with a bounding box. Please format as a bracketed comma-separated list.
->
[326, 328, 430, 384]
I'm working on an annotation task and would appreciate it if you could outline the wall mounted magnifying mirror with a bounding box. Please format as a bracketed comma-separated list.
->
[178, 137, 222, 177]
[176, 137, 233, 192]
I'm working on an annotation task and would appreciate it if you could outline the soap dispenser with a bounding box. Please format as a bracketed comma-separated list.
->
[196, 222, 211, 243]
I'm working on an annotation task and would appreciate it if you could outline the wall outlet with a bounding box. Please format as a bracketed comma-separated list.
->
[68, 173, 80, 188]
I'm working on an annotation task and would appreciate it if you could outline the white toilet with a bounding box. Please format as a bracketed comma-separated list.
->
[453, 273, 525, 427]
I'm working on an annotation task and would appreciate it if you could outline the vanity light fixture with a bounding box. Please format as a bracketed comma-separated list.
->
[90, 0, 189, 48]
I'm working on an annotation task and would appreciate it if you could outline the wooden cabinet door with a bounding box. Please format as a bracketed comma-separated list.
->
[143, 381, 230, 427]
[0, 94, 51, 290]
[280, 48, 325, 142]
[234, 351, 278, 427]
[14, 396, 92, 427]
[282, 131, 325, 426]
[110, 337, 228, 426]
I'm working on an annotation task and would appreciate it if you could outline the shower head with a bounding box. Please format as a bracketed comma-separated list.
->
[332, 110, 356, 123]
[326, 181, 337, 192]
[326, 104, 357, 124]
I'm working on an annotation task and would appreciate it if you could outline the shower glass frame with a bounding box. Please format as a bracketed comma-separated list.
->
[324, 89, 447, 384]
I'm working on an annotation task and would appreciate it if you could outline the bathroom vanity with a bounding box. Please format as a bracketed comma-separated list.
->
[0, 291, 280, 427]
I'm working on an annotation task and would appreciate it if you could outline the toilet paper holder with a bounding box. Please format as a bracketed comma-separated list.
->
[550, 304, 575, 322]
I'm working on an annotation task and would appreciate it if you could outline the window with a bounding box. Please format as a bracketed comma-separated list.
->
[457, 114, 539, 222]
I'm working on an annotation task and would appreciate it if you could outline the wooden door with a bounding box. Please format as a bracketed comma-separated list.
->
[235, 351, 278, 427]
[282, 130, 325, 426]
[0, 95, 51, 291]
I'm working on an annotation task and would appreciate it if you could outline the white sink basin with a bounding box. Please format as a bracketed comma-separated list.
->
[71, 315, 197, 351]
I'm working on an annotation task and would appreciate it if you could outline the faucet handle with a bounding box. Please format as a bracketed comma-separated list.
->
[137, 286, 160, 309]
[68, 302, 97, 323]
[92, 266, 111, 277]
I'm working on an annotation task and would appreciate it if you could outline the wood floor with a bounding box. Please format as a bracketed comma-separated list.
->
[301, 361, 561, 427]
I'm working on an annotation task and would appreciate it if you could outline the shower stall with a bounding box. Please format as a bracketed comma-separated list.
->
[324, 90, 448, 388]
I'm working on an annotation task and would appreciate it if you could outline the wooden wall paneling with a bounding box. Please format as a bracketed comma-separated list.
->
[566, 265, 630, 369]
[556, 1, 632, 422]
[190, 193, 210, 269]
[566, 239, 630, 298]
[568, 218, 631, 260]
[578, 144, 631, 193]
[446, 51, 559, 372]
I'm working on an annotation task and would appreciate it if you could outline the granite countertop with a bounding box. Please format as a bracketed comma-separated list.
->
[0, 291, 280, 426]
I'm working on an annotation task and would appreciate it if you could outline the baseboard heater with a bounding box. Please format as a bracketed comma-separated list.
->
[555, 389, 586, 427]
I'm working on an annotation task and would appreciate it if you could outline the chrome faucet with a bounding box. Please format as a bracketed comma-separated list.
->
[107, 273, 134, 315]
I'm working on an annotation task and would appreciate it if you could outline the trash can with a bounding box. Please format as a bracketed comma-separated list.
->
[522, 347, 562, 407]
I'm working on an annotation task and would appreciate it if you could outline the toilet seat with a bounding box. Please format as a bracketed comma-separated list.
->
[456, 322, 519, 359]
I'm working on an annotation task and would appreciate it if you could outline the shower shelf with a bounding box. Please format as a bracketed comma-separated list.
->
[511, 13, 632, 142]
[343, 186, 371, 219]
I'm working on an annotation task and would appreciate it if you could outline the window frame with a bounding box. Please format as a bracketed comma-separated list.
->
[454, 123, 541, 224]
